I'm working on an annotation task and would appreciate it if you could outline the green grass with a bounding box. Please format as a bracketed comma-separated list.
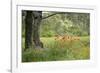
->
[22, 36, 90, 62]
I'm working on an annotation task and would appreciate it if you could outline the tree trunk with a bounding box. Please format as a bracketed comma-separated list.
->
[32, 11, 43, 49]
[25, 11, 43, 50]
[25, 11, 33, 50]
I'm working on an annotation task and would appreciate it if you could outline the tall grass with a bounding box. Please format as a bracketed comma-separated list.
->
[22, 36, 90, 62]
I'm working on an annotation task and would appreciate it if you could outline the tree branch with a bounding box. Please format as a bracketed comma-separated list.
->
[42, 13, 58, 19]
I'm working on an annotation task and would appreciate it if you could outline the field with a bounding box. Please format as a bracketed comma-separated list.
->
[22, 11, 90, 62]
[22, 36, 90, 62]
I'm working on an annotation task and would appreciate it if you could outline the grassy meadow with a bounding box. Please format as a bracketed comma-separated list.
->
[22, 36, 90, 62]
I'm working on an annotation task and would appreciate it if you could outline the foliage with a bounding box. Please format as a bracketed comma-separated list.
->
[40, 12, 90, 37]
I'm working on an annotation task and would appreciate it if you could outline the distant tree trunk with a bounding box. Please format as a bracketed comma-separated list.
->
[32, 11, 43, 49]
[25, 11, 33, 50]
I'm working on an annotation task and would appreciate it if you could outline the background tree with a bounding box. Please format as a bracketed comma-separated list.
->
[40, 12, 90, 36]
